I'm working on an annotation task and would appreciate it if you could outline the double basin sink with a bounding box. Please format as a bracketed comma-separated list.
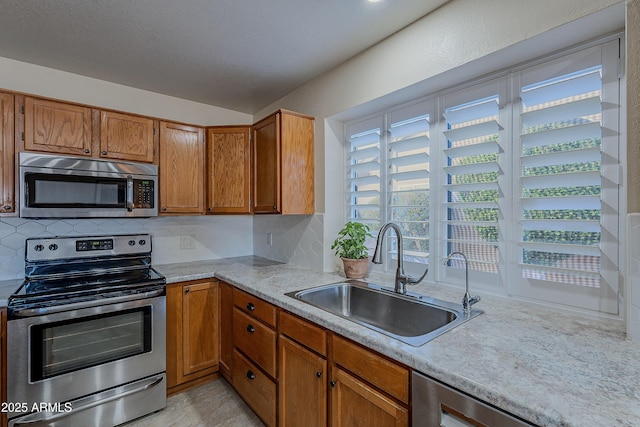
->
[287, 280, 482, 347]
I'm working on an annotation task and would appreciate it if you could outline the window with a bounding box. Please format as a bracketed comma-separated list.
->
[346, 101, 432, 274]
[344, 38, 622, 314]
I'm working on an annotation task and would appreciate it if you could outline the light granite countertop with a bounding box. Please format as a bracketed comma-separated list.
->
[2, 256, 638, 426]
[154, 256, 640, 427]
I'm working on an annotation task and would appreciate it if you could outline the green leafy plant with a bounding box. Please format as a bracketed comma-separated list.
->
[331, 222, 373, 260]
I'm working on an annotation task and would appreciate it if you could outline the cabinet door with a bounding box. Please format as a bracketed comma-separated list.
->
[100, 110, 155, 163]
[280, 111, 314, 214]
[219, 281, 234, 381]
[253, 113, 280, 213]
[160, 121, 205, 214]
[0, 93, 14, 214]
[330, 367, 408, 427]
[182, 281, 219, 376]
[279, 336, 327, 427]
[24, 97, 92, 156]
[207, 126, 252, 214]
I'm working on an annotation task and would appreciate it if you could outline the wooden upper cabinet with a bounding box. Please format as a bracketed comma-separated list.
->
[253, 114, 279, 213]
[253, 110, 314, 214]
[207, 126, 251, 214]
[0, 92, 14, 214]
[100, 110, 155, 163]
[23, 96, 92, 156]
[159, 121, 205, 215]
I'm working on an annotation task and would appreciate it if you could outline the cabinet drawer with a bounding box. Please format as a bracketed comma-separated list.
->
[233, 349, 276, 427]
[279, 311, 327, 356]
[332, 335, 409, 404]
[233, 308, 277, 377]
[233, 288, 277, 328]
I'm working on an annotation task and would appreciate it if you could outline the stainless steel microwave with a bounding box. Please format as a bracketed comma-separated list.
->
[19, 152, 158, 218]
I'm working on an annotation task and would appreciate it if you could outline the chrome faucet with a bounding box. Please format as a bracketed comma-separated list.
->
[444, 251, 480, 314]
[372, 222, 428, 294]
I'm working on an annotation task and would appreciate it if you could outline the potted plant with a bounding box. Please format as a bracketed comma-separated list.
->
[331, 221, 373, 279]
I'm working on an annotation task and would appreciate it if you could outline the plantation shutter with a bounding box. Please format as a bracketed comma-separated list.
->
[346, 117, 383, 231]
[514, 42, 620, 313]
[441, 80, 504, 280]
[387, 102, 432, 267]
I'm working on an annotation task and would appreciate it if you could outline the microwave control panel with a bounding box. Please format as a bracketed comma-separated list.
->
[133, 179, 154, 208]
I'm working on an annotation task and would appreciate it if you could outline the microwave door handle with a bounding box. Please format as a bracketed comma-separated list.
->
[126, 175, 134, 212]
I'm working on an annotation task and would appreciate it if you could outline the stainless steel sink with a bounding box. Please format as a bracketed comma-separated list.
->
[287, 281, 482, 346]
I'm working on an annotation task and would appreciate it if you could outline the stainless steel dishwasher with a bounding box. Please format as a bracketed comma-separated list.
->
[412, 371, 535, 426]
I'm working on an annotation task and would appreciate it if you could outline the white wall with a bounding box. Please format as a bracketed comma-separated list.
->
[250, 0, 625, 273]
[0, 56, 252, 126]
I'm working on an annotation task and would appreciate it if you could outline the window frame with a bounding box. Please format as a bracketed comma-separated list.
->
[342, 34, 624, 316]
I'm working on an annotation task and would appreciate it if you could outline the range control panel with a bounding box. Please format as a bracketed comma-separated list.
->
[26, 234, 152, 261]
[76, 239, 114, 252]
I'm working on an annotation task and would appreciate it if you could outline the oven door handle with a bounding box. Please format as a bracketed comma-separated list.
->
[11, 375, 164, 426]
[10, 287, 165, 317]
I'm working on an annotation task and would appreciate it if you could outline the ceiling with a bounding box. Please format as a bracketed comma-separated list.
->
[0, 0, 449, 114]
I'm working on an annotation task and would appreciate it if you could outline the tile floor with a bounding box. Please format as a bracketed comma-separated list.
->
[123, 378, 264, 427]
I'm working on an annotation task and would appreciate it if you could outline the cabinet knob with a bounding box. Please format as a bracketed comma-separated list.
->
[246, 324, 255, 333]
[162, 207, 167, 211]
[246, 370, 256, 380]
[102, 150, 108, 155]
[84, 149, 90, 154]
[273, 205, 277, 210]
[185, 287, 190, 294]
[316, 371, 322, 378]
[330, 380, 336, 387]
[3, 205, 10, 211]
[246, 302, 255, 311]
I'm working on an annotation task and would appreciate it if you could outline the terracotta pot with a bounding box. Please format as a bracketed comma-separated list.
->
[341, 257, 370, 279]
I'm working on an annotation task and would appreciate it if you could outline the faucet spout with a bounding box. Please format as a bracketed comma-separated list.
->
[372, 222, 428, 294]
[444, 251, 480, 314]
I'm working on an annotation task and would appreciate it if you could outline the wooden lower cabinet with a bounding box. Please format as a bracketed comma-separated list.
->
[225, 289, 410, 427]
[330, 367, 408, 427]
[219, 281, 234, 381]
[231, 288, 278, 426]
[278, 335, 327, 427]
[166, 279, 220, 394]
[233, 349, 277, 427]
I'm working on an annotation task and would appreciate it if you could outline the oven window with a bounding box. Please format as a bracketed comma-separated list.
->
[30, 307, 152, 381]
[25, 173, 126, 208]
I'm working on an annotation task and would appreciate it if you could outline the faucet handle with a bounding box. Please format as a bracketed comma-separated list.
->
[403, 266, 428, 286]
[462, 293, 481, 313]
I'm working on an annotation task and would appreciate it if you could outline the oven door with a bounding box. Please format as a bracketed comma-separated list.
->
[6, 295, 166, 419]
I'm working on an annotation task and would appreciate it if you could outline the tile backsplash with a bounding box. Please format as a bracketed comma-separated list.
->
[253, 214, 324, 271]
[0, 215, 254, 280]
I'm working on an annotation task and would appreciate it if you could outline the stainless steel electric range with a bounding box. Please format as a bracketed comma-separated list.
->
[6, 234, 167, 427]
